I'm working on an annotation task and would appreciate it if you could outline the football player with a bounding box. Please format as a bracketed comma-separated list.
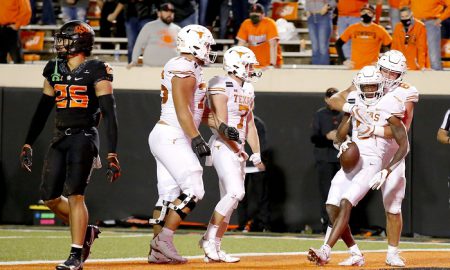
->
[307, 66, 409, 266]
[325, 50, 418, 266]
[147, 24, 239, 264]
[198, 46, 263, 263]
[19, 20, 120, 270]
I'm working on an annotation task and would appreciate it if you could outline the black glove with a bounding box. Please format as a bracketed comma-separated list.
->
[20, 144, 33, 172]
[219, 123, 240, 142]
[106, 153, 121, 183]
[191, 135, 211, 159]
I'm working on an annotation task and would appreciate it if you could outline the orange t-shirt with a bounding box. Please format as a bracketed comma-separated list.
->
[389, 0, 401, 9]
[237, 17, 283, 67]
[0, 0, 31, 28]
[340, 22, 392, 69]
[399, 0, 450, 21]
[392, 19, 428, 70]
[337, 0, 368, 17]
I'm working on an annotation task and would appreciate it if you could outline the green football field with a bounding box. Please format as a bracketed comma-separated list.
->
[2, 226, 450, 263]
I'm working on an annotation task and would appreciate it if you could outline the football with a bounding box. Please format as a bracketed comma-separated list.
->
[339, 142, 360, 173]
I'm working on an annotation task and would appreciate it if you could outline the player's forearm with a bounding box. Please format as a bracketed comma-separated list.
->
[176, 108, 200, 138]
[326, 86, 352, 111]
[387, 121, 409, 172]
[437, 129, 450, 144]
[246, 121, 260, 154]
[336, 114, 351, 142]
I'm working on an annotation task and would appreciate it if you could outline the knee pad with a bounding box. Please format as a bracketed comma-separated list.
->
[149, 201, 170, 226]
[215, 193, 239, 217]
[180, 170, 204, 200]
[168, 193, 197, 220]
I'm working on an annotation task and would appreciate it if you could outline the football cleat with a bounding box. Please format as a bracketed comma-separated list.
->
[307, 247, 330, 266]
[81, 225, 101, 262]
[56, 253, 82, 270]
[199, 237, 220, 262]
[386, 251, 406, 267]
[338, 252, 365, 266]
[150, 234, 187, 263]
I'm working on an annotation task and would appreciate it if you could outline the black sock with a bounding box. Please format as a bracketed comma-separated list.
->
[70, 246, 82, 259]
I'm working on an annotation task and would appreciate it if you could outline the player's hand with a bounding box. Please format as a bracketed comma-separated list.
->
[350, 105, 373, 125]
[106, 153, 121, 183]
[219, 123, 240, 142]
[369, 169, 389, 190]
[191, 135, 211, 159]
[20, 144, 33, 172]
[249, 152, 262, 166]
[337, 140, 351, 158]
[356, 123, 375, 138]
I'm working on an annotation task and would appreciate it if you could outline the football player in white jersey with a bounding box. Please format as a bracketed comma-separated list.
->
[308, 66, 410, 266]
[325, 50, 418, 267]
[147, 24, 227, 264]
[199, 46, 263, 263]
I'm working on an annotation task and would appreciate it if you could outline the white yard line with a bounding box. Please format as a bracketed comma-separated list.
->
[1, 249, 450, 265]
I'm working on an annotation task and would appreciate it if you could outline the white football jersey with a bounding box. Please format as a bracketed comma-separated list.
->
[207, 75, 255, 141]
[348, 90, 405, 159]
[159, 56, 207, 129]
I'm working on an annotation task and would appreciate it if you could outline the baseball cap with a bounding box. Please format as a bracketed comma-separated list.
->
[159, 2, 175, 12]
[325, 87, 338, 97]
[360, 4, 375, 13]
[249, 3, 265, 14]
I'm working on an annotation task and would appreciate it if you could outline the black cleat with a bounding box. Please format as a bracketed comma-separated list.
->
[56, 253, 83, 270]
[81, 225, 101, 262]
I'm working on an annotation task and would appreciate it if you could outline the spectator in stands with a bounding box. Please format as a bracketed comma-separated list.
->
[97, 0, 126, 49]
[233, 0, 271, 42]
[335, 4, 392, 69]
[437, 109, 450, 144]
[305, 0, 336, 65]
[30, 0, 56, 25]
[171, 0, 198, 27]
[237, 3, 283, 68]
[0, 0, 31, 64]
[107, 0, 157, 63]
[310, 87, 343, 232]
[400, 0, 450, 70]
[336, 0, 368, 59]
[127, 2, 180, 68]
[60, 0, 89, 22]
[392, 6, 428, 70]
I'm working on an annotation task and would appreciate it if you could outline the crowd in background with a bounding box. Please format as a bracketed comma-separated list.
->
[2, 0, 450, 70]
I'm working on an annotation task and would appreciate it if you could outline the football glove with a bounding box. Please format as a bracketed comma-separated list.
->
[249, 152, 262, 166]
[336, 139, 351, 158]
[343, 103, 373, 125]
[369, 169, 389, 190]
[356, 123, 375, 139]
[106, 153, 121, 183]
[191, 135, 211, 159]
[20, 144, 33, 172]
[218, 123, 240, 142]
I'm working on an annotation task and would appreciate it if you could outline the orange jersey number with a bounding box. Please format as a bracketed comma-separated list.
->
[237, 104, 250, 129]
[54, 84, 89, 108]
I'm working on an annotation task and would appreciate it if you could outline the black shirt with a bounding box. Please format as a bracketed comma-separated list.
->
[310, 106, 343, 162]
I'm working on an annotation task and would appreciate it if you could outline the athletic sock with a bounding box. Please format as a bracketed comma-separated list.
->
[205, 223, 219, 240]
[387, 245, 398, 254]
[349, 244, 362, 256]
[323, 225, 332, 245]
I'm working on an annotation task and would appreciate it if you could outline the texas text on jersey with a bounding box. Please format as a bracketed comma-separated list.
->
[43, 58, 113, 129]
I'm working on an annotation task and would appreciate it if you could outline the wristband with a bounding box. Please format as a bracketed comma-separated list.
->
[373, 126, 385, 137]
[342, 102, 353, 113]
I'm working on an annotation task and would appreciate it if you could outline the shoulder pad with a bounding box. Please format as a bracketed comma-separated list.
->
[208, 76, 228, 95]
[166, 57, 196, 78]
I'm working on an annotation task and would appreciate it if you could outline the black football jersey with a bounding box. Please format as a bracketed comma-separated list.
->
[43, 59, 113, 129]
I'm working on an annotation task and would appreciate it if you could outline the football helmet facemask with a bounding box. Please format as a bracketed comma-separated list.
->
[223, 46, 261, 82]
[177, 24, 217, 64]
[54, 20, 95, 59]
[353, 65, 385, 106]
[376, 50, 407, 89]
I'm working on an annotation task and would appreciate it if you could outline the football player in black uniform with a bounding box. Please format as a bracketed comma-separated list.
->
[19, 20, 120, 270]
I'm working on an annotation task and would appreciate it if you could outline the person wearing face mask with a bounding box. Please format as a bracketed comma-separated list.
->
[392, 6, 429, 70]
[128, 2, 181, 68]
[335, 4, 392, 69]
[237, 3, 283, 68]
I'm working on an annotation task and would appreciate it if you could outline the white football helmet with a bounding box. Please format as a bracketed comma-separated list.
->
[353, 65, 385, 106]
[223, 46, 260, 82]
[376, 50, 407, 89]
[177, 24, 217, 64]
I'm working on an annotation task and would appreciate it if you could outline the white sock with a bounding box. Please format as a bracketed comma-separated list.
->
[349, 244, 362, 256]
[71, 244, 83, 249]
[205, 223, 219, 240]
[161, 227, 174, 238]
[323, 225, 332, 245]
[215, 237, 222, 250]
[387, 245, 398, 254]
[322, 244, 331, 256]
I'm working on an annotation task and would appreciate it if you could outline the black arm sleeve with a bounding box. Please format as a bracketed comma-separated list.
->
[98, 94, 118, 153]
[335, 38, 346, 64]
[24, 94, 55, 145]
